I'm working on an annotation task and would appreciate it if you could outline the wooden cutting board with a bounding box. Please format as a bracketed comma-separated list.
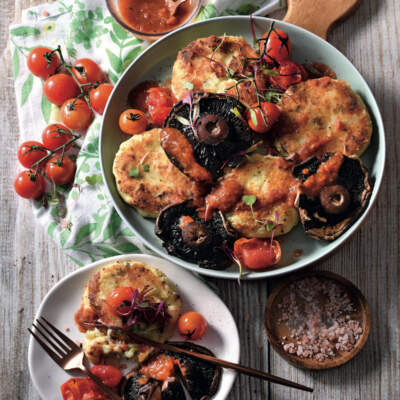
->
[283, 0, 362, 39]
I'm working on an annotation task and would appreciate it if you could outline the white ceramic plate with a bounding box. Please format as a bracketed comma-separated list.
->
[28, 254, 240, 399]
[100, 16, 385, 280]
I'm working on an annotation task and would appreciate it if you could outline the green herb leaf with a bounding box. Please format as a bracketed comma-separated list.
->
[183, 81, 194, 90]
[142, 164, 150, 172]
[111, 19, 128, 40]
[129, 167, 140, 178]
[230, 107, 242, 119]
[196, 4, 217, 21]
[242, 195, 257, 206]
[41, 93, 52, 123]
[123, 46, 142, 65]
[12, 48, 20, 80]
[106, 49, 123, 74]
[266, 222, 275, 232]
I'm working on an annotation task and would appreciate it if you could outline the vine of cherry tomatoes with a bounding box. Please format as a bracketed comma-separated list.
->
[15, 46, 114, 200]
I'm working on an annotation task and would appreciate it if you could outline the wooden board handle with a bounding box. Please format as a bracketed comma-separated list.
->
[283, 0, 361, 40]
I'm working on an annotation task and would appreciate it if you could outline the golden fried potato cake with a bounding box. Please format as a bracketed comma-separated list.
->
[274, 77, 372, 162]
[113, 129, 202, 218]
[77, 260, 182, 363]
[172, 35, 266, 104]
[224, 154, 299, 238]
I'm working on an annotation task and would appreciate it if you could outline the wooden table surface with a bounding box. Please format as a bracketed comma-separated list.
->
[1, 1, 399, 399]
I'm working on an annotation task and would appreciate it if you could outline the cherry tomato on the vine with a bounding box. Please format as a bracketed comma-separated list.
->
[260, 29, 292, 64]
[45, 156, 76, 185]
[178, 311, 207, 340]
[17, 141, 48, 169]
[106, 287, 134, 314]
[247, 102, 281, 133]
[234, 238, 281, 270]
[271, 60, 307, 90]
[14, 170, 45, 199]
[119, 109, 147, 135]
[72, 58, 105, 88]
[90, 365, 123, 388]
[27, 46, 60, 79]
[43, 73, 80, 106]
[89, 83, 114, 115]
[60, 377, 107, 400]
[60, 98, 93, 131]
[42, 123, 74, 152]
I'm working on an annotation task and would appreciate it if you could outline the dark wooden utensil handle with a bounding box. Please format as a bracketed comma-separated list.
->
[128, 333, 313, 393]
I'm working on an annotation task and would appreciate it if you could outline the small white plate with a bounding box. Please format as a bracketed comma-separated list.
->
[28, 254, 240, 399]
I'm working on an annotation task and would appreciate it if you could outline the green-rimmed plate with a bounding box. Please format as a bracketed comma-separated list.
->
[100, 16, 385, 280]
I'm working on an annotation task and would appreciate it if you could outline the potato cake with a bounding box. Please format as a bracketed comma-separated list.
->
[274, 77, 372, 162]
[75, 260, 182, 363]
[171, 35, 267, 104]
[224, 154, 299, 238]
[113, 129, 203, 218]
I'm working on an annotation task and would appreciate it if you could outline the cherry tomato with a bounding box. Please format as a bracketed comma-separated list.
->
[147, 87, 175, 127]
[17, 141, 47, 168]
[90, 365, 123, 388]
[89, 83, 114, 115]
[60, 377, 106, 400]
[42, 123, 74, 152]
[234, 238, 281, 270]
[119, 109, 147, 135]
[260, 29, 292, 64]
[14, 170, 45, 199]
[271, 61, 307, 90]
[178, 311, 207, 340]
[107, 287, 134, 314]
[43, 73, 80, 106]
[60, 98, 93, 130]
[247, 102, 281, 133]
[27, 46, 60, 79]
[72, 58, 105, 88]
[45, 156, 76, 185]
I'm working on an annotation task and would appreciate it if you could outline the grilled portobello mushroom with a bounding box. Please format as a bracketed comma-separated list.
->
[163, 92, 255, 182]
[122, 342, 221, 400]
[293, 153, 372, 240]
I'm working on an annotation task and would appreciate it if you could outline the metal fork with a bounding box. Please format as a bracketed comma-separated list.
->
[28, 317, 121, 400]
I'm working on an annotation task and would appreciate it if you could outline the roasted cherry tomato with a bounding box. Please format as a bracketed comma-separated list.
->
[271, 61, 307, 90]
[42, 123, 74, 152]
[147, 87, 175, 127]
[60, 377, 106, 400]
[14, 170, 45, 199]
[107, 286, 134, 314]
[89, 83, 114, 115]
[27, 46, 60, 79]
[17, 141, 47, 168]
[72, 58, 105, 88]
[247, 102, 281, 133]
[60, 98, 93, 130]
[119, 109, 147, 135]
[260, 29, 292, 64]
[43, 73, 80, 106]
[178, 311, 207, 340]
[45, 156, 76, 185]
[234, 238, 281, 270]
[90, 365, 123, 388]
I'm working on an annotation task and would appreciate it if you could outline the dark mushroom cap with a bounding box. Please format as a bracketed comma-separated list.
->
[293, 153, 372, 241]
[155, 201, 236, 269]
[122, 342, 221, 400]
[163, 92, 255, 181]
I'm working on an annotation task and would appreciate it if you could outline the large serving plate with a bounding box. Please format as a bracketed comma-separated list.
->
[28, 254, 240, 399]
[100, 16, 385, 280]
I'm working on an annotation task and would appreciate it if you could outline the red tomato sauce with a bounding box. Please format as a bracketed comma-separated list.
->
[74, 305, 98, 333]
[118, 0, 197, 34]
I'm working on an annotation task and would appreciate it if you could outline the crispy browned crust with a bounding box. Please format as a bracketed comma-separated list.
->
[274, 77, 372, 162]
[172, 35, 266, 104]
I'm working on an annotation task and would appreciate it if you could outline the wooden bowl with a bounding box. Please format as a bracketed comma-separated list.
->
[264, 270, 371, 370]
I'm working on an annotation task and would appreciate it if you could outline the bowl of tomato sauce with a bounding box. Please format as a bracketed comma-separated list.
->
[106, 0, 201, 41]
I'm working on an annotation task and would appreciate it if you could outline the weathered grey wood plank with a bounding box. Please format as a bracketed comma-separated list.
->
[1, 1, 399, 399]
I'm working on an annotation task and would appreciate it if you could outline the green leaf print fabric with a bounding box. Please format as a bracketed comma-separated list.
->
[9, 0, 282, 266]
